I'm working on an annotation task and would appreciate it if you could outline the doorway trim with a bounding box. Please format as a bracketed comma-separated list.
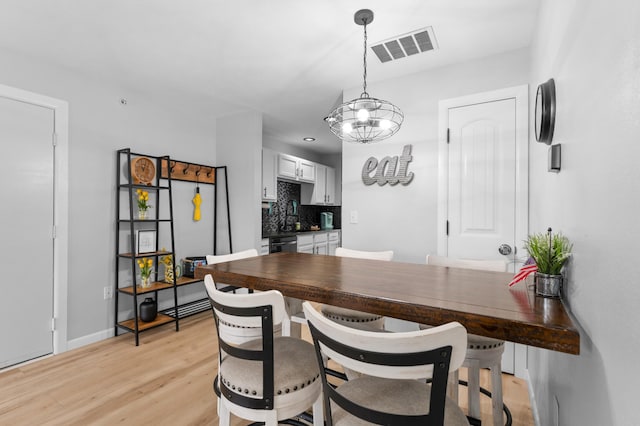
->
[0, 84, 69, 355]
[437, 85, 529, 260]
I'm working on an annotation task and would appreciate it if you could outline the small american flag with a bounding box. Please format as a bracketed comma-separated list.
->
[508, 258, 537, 287]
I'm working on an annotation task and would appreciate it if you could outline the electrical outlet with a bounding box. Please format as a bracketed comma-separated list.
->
[103, 286, 114, 299]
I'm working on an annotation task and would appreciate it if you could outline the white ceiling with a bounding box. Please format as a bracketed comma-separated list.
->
[0, 0, 539, 154]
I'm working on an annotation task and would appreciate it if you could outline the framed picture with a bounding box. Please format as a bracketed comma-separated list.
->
[136, 230, 157, 254]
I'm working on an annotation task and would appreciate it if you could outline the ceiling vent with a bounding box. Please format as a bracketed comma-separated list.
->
[371, 27, 438, 63]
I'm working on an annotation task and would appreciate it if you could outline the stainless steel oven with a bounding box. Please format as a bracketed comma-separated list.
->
[269, 236, 297, 253]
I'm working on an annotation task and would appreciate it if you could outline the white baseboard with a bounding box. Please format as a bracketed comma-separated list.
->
[66, 328, 114, 351]
[524, 368, 541, 426]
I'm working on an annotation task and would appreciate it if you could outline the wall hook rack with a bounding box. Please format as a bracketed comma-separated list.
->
[160, 158, 216, 184]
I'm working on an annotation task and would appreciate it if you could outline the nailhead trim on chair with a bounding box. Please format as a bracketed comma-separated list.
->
[220, 374, 319, 397]
[323, 313, 382, 323]
[467, 340, 504, 350]
[219, 319, 253, 329]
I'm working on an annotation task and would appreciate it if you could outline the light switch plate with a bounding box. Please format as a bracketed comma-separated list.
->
[548, 143, 561, 173]
[350, 210, 359, 224]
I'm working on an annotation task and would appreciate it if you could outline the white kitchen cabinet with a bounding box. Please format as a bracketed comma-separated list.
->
[315, 243, 328, 255]
[313, 165, 327, 204]
[328, 230, 341, 255]
[301, 164, 337, 205]
[278, 153, 315, 183]
[298, 245, 314, 254]
[313, 232, 328, 255]
[298, 159, 315, 183]
[325, 166, 336, 204]
[297, 232, 338, 255]
[262, 149, 277, 201]
[297, 234, 314, 254]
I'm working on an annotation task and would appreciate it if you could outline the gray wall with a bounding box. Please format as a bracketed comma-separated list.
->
[527, 0, 639, 424]
[216, 111, 263, 254]
[341, 48, 531, 263]
[0, 48, 217, 341]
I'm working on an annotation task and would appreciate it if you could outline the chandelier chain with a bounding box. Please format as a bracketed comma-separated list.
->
[362, 18, 368, 97]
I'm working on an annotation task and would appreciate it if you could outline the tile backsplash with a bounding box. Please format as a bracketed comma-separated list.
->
[262, 180, 341, 235]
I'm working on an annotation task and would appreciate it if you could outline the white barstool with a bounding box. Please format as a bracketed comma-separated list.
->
[206, 248, 258, 293]
[304, 301, 470, 425]
[204, 275, 323, 426]
[424, 255, 508, 426]
[319, 247, 394, 331]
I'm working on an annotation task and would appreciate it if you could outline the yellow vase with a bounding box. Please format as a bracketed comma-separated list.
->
[138, 208, 148, 220]
[164, 265, 174, 284]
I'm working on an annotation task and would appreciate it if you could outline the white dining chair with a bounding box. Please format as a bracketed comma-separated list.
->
[319, 247, 394, 331]
[204, 275, 323, 426]
[425, 254, 508, 426]
[304, 301, 470, 425]
[206, 248, 292, 338]
[206, 248, 259, 293]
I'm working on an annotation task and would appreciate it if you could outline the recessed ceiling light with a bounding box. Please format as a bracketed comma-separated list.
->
[303, 137, 316, 142]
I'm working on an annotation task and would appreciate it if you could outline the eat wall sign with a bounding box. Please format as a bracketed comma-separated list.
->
[361, 144, 414, 186]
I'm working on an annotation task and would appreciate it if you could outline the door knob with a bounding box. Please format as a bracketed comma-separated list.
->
[498, 244, 512, 255]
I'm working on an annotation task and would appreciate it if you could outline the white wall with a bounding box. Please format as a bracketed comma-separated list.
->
[527, 1, 640, 424]
[0, 48, 217, 341]
[216, 111, 262, 253]
[341, 48, 530, 263]
[263, 137, 327, 164]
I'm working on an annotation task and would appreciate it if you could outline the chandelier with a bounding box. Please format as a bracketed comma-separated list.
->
[325, 9, 404, 144]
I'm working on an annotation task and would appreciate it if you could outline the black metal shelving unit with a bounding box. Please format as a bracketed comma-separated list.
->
[115, 149, 180, 345]
[115, 148, 233, 345]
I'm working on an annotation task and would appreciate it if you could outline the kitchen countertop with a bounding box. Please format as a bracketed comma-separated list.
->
[262, 229, 341, 239]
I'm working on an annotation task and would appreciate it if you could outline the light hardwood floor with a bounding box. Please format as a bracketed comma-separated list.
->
[0, 312, 534, 425]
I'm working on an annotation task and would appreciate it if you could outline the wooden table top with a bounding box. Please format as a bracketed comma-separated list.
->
[195, 252, 580, 355]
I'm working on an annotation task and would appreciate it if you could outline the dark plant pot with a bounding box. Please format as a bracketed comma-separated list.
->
[534, 273, 563, 298]
[139, 297, 158, 322]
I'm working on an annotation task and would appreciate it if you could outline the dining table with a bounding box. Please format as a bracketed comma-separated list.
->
[195, 252, 580, 355]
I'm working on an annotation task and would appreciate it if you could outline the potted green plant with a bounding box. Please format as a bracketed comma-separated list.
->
[524, 228, 572, 298]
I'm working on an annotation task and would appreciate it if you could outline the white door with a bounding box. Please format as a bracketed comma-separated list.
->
[448, 99, 516, 262]
[0, 96, 55, 368]
[438, 86, 529, 377]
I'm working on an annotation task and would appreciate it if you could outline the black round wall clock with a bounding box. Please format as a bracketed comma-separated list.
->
[535, 78, 556, 145]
